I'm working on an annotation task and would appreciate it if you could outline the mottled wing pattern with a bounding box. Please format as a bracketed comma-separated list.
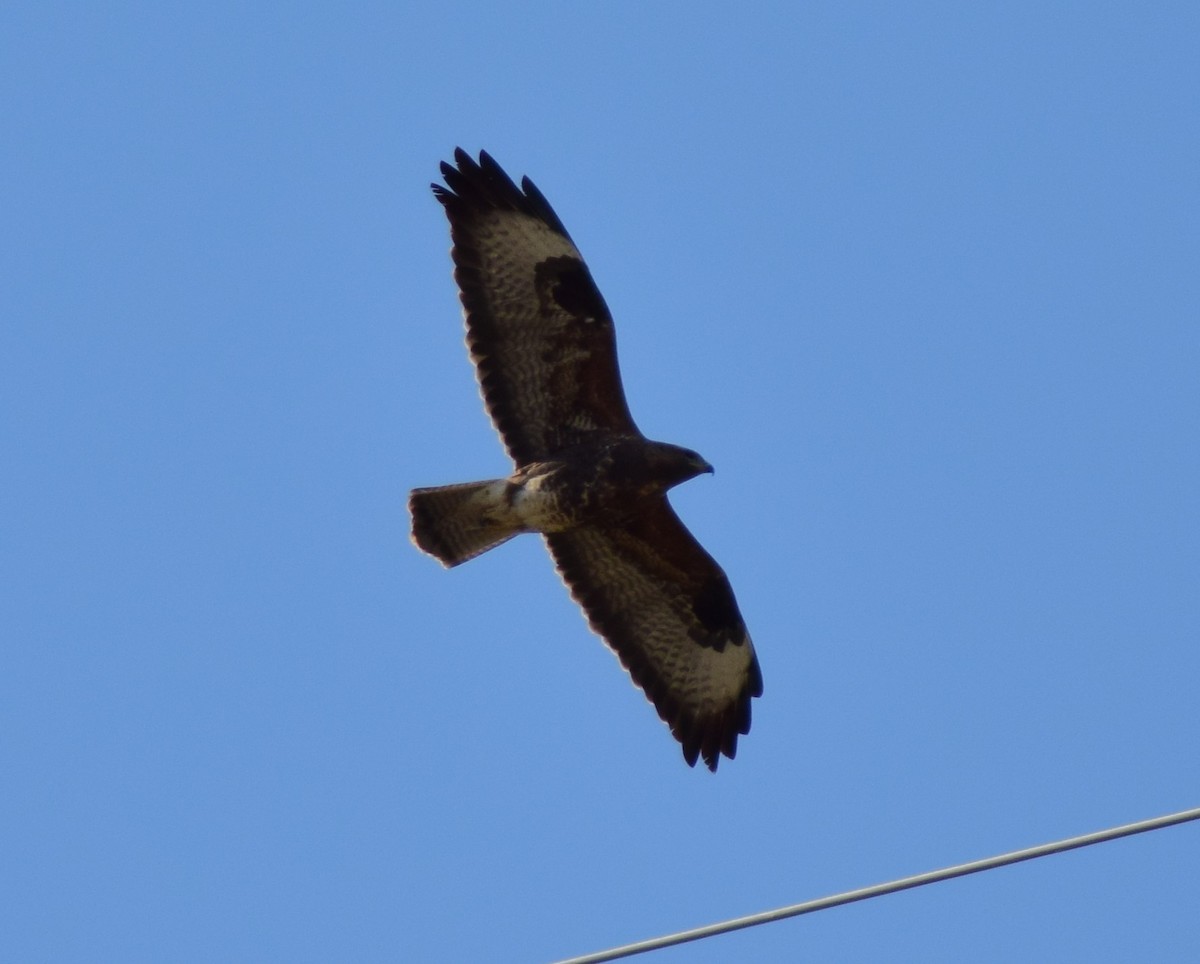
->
[545, 500, 763, 771]
[433, 149, 639, 466]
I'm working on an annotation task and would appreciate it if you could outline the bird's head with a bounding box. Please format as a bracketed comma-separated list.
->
[644, 441, 714, 490]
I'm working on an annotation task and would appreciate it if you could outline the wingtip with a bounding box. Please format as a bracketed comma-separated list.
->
[432, 149, 573, 241]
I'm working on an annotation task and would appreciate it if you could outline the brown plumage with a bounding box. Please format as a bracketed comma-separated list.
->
[410, 149, 762, 770]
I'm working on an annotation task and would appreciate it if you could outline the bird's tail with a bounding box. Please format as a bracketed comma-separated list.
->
[409, 480, 523, 567]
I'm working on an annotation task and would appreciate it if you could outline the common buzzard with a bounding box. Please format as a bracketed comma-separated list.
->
[410, 150, 762, 770]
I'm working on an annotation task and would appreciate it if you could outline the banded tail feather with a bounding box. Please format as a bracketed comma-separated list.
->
[408, 480, 523, 567]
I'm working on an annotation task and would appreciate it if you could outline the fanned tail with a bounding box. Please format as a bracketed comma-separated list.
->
[409, 480, 521, 567]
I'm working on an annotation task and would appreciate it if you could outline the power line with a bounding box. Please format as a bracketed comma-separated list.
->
[552, 805, 1200, 964]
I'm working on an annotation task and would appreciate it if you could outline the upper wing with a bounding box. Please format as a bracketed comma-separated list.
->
[433, 149, 640, 466]
[545, 500, 763, 771]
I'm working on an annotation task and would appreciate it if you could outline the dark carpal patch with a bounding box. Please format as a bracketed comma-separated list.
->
[691, 574, 744, 647]
[536, 256, 611, 323]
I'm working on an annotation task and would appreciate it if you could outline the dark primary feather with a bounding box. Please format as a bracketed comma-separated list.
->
[433, 149, 639, 466]
[433, 148, 572, 239]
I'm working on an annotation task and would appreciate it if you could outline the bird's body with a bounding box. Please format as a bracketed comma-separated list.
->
[410, 150, 762, 770]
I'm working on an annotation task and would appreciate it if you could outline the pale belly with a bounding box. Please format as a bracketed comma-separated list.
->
[509, 473, 578, 532]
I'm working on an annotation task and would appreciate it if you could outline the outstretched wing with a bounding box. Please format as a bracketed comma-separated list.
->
[433, 149, 640, 466]
[545, 500, 763, 771]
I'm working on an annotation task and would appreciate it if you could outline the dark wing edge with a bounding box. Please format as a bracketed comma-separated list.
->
[545, 501, 763, 771]
[431, 149, 640, 466]
[432, 148, 573, 241]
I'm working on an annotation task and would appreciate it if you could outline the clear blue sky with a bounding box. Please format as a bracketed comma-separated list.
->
[4, 3, 1198, 961]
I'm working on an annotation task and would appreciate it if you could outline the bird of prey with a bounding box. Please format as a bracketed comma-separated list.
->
[410, 149, 762, 770]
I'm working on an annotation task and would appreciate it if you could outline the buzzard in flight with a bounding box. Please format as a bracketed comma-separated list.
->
[410, 150, 762, 770]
